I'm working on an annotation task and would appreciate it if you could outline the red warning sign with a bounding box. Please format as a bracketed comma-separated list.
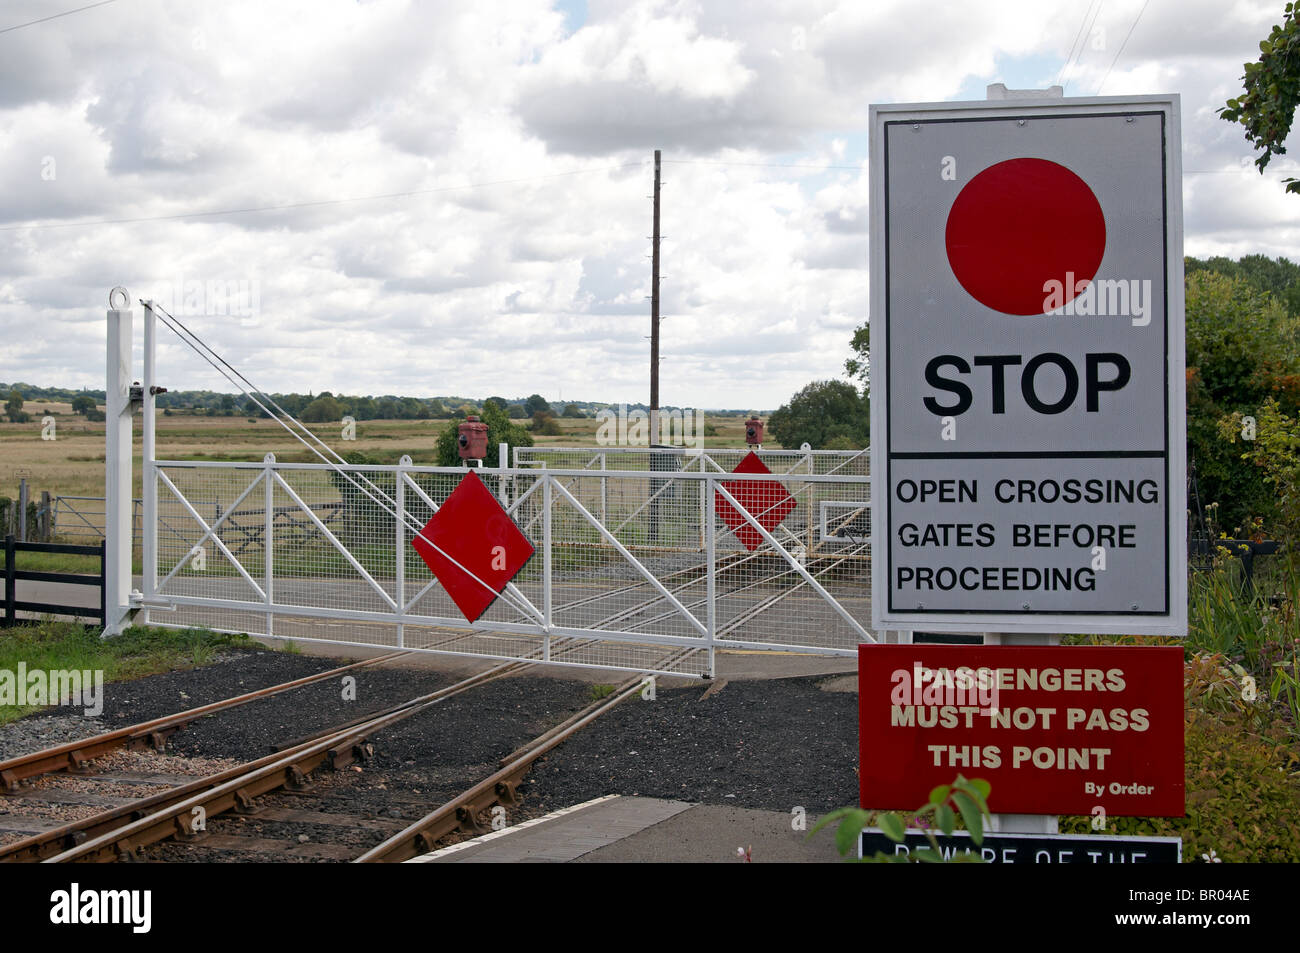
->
[411, 471, 535, 623]
[945, 157, 1107, 316]
[716, 452, 797, 551]
[859, 644, 1184, 817]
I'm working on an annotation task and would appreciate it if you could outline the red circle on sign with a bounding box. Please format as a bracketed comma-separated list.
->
[945, 158, 1106, 316]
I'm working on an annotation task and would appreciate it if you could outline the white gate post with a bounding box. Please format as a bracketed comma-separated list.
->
[104, 287, 134, 636]
[705, 473, 717, 678]
[395, 455, 407, 649]
[542, 473, 552, 662]
[141, 301, 157, 626]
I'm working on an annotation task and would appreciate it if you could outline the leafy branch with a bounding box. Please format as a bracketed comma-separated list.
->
[1220, 3, 1300, 194]
[809, 775, 993, 863]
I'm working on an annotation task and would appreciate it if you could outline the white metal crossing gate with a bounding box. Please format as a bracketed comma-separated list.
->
[106, 293, 876, 678]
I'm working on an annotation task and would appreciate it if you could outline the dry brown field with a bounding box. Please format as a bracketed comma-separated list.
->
[0, 410, 769, 502]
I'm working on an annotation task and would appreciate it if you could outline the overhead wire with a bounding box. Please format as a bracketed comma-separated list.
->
[1096, 0, 1152, 94]
[0, 0, 118, 36]
[1062, 0, 1106, 92]
[1056, 0, 1101, 88]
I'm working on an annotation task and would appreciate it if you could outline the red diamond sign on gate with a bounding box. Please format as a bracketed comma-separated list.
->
[411, 471, 535, 623]
[716, 452, 797, 551]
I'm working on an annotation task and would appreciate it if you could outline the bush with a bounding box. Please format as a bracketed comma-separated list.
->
[435, 401, 532, 467]
[768, 380, 868, 449]
[1060, 708, 1300, 862]
[531, 410, 563, 436]
[1185, 271, 1300, 534]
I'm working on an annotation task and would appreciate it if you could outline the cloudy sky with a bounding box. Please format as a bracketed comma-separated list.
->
[0, 0, 1295, 410]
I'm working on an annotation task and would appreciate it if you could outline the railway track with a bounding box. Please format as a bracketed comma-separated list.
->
[0, 651, 409, 792]
[2, 647, 682, 864]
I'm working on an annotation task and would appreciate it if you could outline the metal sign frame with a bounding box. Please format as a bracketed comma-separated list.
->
[869, 95, 1186, 635]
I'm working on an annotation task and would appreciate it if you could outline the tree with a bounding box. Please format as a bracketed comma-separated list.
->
[1220, 3, 1300, 194]
[524, 394, 551, 416]
[435, 399, 532, 467]
[1186, 254, 1300, 316]
[845, 322, 870, 394]
[301, 395, 344, 422]
[531, 409, 563, 435]
[71, 394, 97, 416]
[562, 403, 584, 418]
[5, 389, 28, 423]
[767, 380, 868, 449]
[1184, 270, 1300, 533]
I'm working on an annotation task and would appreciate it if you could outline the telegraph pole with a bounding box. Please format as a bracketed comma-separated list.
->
[649, 149, 661, 444]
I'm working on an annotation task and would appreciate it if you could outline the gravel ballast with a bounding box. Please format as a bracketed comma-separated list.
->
[4, 650, 861, 861]
[524, 675, 859, 814]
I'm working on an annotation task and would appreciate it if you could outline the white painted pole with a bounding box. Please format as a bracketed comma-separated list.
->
[104, 288, 134, 636]
[141, 301, 157, 626]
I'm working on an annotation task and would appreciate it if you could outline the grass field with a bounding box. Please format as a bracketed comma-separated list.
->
[0, 410, 771, 504]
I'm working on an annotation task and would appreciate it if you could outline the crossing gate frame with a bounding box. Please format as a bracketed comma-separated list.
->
[105, 293, 878, 678]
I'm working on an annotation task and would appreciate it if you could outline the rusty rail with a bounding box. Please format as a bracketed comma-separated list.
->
[27, 661, 526, 863]
[0, 652, 410, 791]
[355, 652, 691, 863]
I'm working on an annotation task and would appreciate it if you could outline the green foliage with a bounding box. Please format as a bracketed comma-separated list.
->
[1220, 2, 1300, 194]
[1220, 398, 1300, 544]
[562, 403, 584, 418]
[70, 394, 97, 416]
[524, 394, 551, 416]
[5, 389, 28, 423]
[768, 379, 868, 450]
[810, 775, 992, 863]
[1060, 709, 1300, 862]
[844, 322, 870, 394]
[1187, 565, 1295, 672]
[1272, 651, 1300, 733]
[531, 410, 563, 435]
[300, 395, 344, 423]
[435, 400, 532, 467]
[0, 622, 250, 724]
[1184, 270, 1300, 533]
[1186, 254, 1300, 317]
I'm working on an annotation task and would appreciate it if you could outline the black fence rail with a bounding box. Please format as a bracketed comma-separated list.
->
[3, 535, 106, 627]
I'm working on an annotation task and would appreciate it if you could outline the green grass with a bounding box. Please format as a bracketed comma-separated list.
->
[1186, 564, 1294, 670]
[14, 551, 102, 574]
[0, 620, 251, 724]
[1060, 707, 1300, 862]
[589, 683, 616, 701]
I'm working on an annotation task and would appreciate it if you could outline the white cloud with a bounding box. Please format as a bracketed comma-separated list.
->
[0, 0, 1296, 413]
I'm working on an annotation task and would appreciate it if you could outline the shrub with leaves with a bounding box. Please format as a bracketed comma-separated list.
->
[1220, 2, 1300, 194]
[811, 776, 992, 863]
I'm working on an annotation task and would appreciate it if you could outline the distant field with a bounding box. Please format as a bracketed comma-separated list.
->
[0, 410, 772, 501]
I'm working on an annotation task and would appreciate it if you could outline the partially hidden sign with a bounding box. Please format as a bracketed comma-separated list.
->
[859, 644, 1184, 817]
[411, 470, 535, 623]
[715, 451, 797, 551]
[869, 96, 1187, 635]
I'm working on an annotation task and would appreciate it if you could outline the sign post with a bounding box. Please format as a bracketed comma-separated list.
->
[867, 89, 1187, 836]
